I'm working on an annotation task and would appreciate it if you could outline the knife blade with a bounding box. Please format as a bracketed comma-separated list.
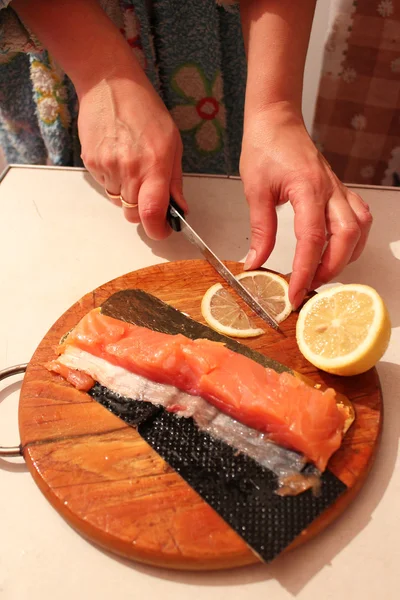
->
[167, 198, 282, 333]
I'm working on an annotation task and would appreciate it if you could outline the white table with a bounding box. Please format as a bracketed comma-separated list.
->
[1, 166, 399, 600]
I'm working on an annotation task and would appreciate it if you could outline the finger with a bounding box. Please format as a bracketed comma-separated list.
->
[81, 149, 122, 206]
[243, 186, 278, 271]
[98, 146, 121, 203]
[289, 186, 327, 309]
[346, 191, 373, 263]
[170, 140, 189, 213]
[81, 156, 108, 192]
[103, 169, 122, 207]
[104, 183, 123, 208]
[138, 176, 171, 240]
[120, 178, 141, 223]
[310, 189, 361, 289]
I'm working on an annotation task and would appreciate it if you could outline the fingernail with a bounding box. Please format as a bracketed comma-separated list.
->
[244, 249, 256, 270]
[292, 288, 308, 310]
[180, 196, 189, 214]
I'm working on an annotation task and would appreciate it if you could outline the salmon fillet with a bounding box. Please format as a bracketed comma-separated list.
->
[48, 308, 346, 471]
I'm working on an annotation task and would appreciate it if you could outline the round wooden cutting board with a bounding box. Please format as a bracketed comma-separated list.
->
[18, 260, 383, 571]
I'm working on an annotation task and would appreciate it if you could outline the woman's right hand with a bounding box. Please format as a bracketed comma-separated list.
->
[78, 67, 187, 240]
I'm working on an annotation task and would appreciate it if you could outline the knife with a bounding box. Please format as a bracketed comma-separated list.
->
[167, 198, 282, 333]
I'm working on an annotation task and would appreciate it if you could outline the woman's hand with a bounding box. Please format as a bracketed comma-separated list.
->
[78, 71, 187, 240]
[240, 102, 373, 308]
[239, 0, 373, 308]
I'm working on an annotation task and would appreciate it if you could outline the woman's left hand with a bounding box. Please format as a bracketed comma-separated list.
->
[239, 102, 373, 309]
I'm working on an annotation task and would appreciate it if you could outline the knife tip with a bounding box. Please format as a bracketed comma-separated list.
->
[273, 326, 284, 335]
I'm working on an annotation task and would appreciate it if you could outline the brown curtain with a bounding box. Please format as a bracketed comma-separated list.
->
[312, 0, 400, 186]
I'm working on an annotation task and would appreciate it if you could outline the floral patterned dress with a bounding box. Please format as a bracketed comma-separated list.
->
[0, 0, 246, 174]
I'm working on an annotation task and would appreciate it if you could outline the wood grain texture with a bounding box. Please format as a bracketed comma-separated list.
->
[19, 260, 383, 570]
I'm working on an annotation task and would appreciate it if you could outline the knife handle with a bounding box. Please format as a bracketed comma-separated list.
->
[167, 196, 185, 232]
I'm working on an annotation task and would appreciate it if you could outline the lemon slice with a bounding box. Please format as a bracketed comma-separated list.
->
[201, 271, 291, 338]
[296, 284, 391, 376]
[201, 283, 264, 338]
[236, 271, 292, 323]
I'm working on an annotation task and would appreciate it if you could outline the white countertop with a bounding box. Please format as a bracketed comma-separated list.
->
[0, 166, 399, 599]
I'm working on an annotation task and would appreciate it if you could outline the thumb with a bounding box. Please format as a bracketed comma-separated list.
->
[244, 188, 278, 270]
[138, 176, 171, 240]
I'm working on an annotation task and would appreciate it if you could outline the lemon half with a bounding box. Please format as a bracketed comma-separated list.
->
[296, 284, 391, 376]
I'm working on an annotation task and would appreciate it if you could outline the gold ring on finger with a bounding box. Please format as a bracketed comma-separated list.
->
[120, 196, 138, 209]
[105, 189, 121, 200]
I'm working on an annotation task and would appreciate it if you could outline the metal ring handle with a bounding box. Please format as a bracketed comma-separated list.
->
[0, 364, 27, 457]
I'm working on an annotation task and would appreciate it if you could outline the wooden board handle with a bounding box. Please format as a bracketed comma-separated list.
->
[0, 364, 26, 457]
